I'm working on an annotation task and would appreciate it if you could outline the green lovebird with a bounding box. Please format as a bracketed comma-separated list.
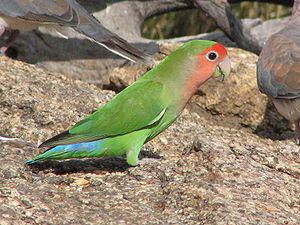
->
[27, 40, 231, 166]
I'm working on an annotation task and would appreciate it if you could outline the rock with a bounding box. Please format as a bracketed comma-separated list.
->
[107, 64, 149, 92]
[189, 47, 267, 129]
[0, 56, 114, 144]
[0, 54, 299, 224]
[249, 17, 291, 48]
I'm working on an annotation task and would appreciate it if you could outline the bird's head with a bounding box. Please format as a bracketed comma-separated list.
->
[171, 40, 231, 98]
[185, 40, 231, 81]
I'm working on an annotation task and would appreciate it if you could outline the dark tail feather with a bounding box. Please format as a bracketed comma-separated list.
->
[98, 37, 149, 62]
[39, 130, 101, 149]
[38, 130, 71, 148]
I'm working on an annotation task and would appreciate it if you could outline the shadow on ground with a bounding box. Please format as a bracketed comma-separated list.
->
[27, 148, 163, 175]
[27, 157, 131, 175]
[255, 99, 292, 141]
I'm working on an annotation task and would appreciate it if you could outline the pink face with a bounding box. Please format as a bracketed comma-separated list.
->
[192, 43, 230, 84]
[183, 43, 231, 103]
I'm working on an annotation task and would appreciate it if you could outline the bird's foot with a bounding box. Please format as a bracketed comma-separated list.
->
[294, 132, 300, 145]
[294, 119, 300, 145]
[0, 48, 6, 56]
[0, 46, 10, 56]
[1, 46, 18, 59]
[0, 26, 8, 56]
[0, 27, 19, 58]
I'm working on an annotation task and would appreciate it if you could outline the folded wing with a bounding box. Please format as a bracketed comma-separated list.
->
[40, 80, 167, 147]
[257, 32, 300, 99]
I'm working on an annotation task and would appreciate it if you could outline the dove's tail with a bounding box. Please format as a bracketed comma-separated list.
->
[77, 28, 149, 62]
[70, 1, 149, 62]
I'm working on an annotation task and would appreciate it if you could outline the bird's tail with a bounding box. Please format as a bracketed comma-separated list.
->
[26, 140, 104, 164]
[71, 1, 149, 62]
[75, 24, 149, 63]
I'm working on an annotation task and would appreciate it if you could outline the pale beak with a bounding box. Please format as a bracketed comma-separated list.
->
[213, 56, 231, 81]
[219, 56, 231, 81]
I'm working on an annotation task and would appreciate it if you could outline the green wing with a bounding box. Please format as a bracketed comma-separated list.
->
[41, 80, 166, 147]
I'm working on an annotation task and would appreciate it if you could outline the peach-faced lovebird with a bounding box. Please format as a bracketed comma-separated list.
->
[27, 40, 231, 166]
[257, 8, 300, 143]
[0, 0, 146, 61]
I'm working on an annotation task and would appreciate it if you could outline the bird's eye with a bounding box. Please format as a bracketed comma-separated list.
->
[206, 51, 219, 61]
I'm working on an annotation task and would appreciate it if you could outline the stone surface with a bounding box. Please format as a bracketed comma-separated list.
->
[0, 51, 299, 224]
[0, 56, 114, 144]
[189, 48, 273, 130]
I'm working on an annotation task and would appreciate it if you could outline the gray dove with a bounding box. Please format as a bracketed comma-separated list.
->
[0, 0, 147, 62]
[257, 1, 300, 143]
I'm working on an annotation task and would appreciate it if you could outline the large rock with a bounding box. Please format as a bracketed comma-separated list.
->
[189, 48, 271, 129]
[0, 54, 299, 224]
[0, 56, 114, 144]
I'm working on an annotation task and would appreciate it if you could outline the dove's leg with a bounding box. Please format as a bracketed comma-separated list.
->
[294, 119, 300, 145]
[0, 26, 9, 54]
[0, 26, 19, 56]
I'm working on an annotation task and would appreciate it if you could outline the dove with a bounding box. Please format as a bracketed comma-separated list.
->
[257, 5, 300, 143]
[0, 0, 147, 62]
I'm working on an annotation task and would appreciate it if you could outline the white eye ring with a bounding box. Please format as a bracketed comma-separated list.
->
[206, 51, 219, 61]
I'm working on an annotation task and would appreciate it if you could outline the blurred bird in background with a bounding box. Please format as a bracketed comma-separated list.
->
[0, 0, 148, 62]
[257, 0, 300, 143]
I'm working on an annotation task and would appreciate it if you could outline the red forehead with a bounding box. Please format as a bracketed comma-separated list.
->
[201, 43, 228, 59]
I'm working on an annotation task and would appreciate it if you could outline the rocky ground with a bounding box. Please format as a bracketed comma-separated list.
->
[0, 45, 299, 225]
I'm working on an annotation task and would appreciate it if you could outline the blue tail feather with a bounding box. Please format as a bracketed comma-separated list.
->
[26, 140, 104, 164]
